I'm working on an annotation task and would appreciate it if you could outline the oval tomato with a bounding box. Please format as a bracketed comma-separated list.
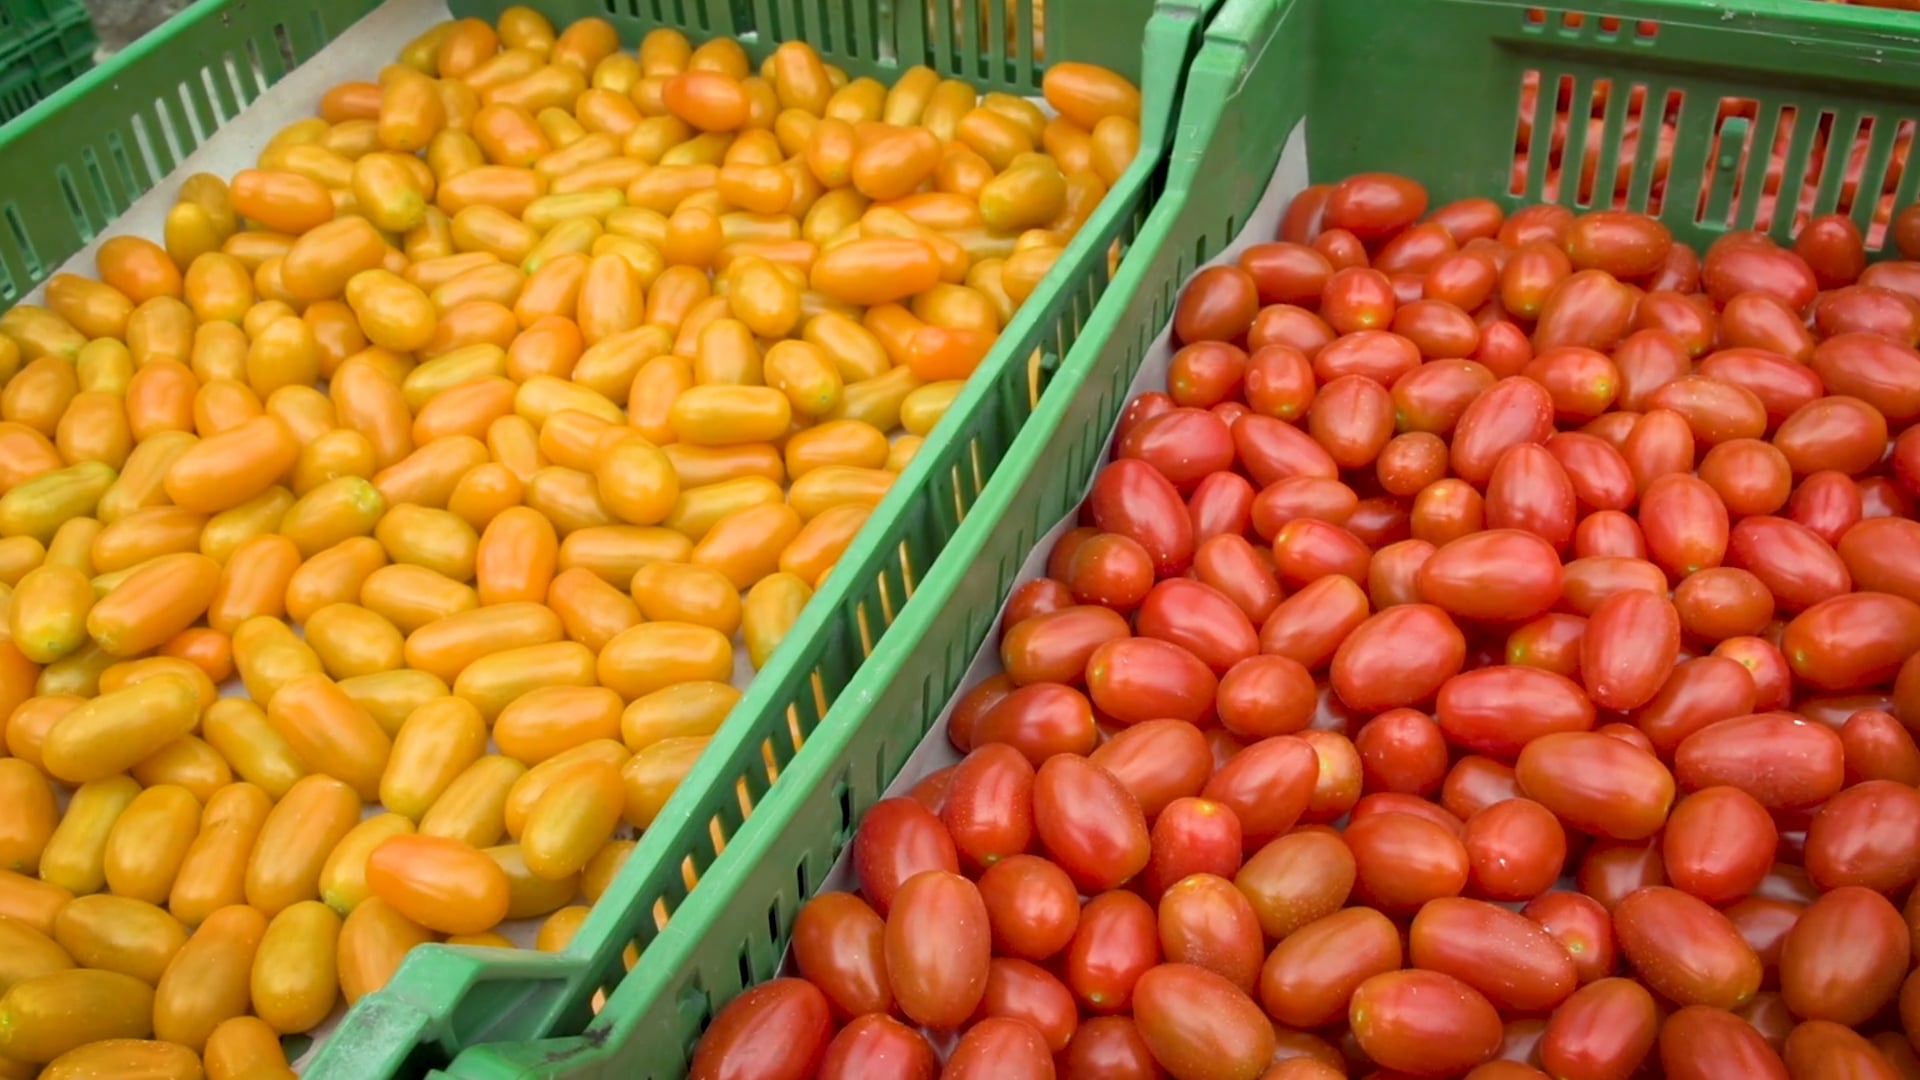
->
[1779, 885, 1909, 1027]
[1539, 977, 1660, 1080]
[1328, 604, 1465, 712]
[1033, 756, 1149, 892]
[1615, 886, 1762, 1009]
[1064, 889, 1159, 1014]
[1437, 666, 1595, 759]
[1515, 732, 1674, 841]
[883, 871, 990, 1030]
[1673, 712, 1844, 810]
[688, 979, 833, 1080]
[1349, 969, 1502, 1076]
[1410, 896, 1577, 1011]
[1201, 736, 1318, 849]
[1258, 906, 1401, 1028]
[1659, 1005, 1789, 1080]
[852, 798, 958, 917]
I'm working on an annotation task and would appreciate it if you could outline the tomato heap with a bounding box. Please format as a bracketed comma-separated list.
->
[687, 172, 1920, 1079]
[0, 4, 1144, 1075]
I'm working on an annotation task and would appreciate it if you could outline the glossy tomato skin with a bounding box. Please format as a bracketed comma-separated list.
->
[791, 892, 891, 1018]
[1614, 886, 1762, 1009]
[942, 1017, 1054, 1080]
[1258, 906, 1402, 1028]
[853, 798, 959, 916]
[1633, 656, 1759, 756]
[1131, 963, 1276, 1080]
[1216, 655, 1316, 740]
[884, 871, 989, 1030]
[973, 957, 1078, 1053]
[1785, 470, 1863, 547]
[1781, 591, 1920, 692]
[1135, 579, 1259, 676]
[1000, 605, 1131, 685]
[1200, 736, 1319, 851]
[1639, 474, 1730, 580]
[1524, 890, 1618, 984]
[1234, 829, 1356, 940]
[1194, 535, 1283, 624]
[816, 1015, 936, 1080]
[1349, 969, 1503, 1076]
[941, 744, 1035, 872]
[1033, 755, 1150, 892]
[1486, 443, 1579, 548]
[1661, 786, 1776, 905]
[1119, 408, 1236, 490]
[1462, 797, 1567, 901]
[1417, 529, 1563, 623]
[1354, 708, 1449, 796]
[1726, 516, 1851, 613]
[1066, 533, 1157, 612]
[1672, 569, 1776, 642]
[1066, 890, 1160, 1014]
[1328, 604, 1466, 712]
[1839, 517, 1920, 606]
[1838, 708, 1920, 785]
[978, 854, 1078, 961]
[1085, 638, 1219, 727]
[1142, 798, 1244, 899]
[1660, 1005, 1789, 1080]
[1581, 590, 1682, 712]
[1060, 1015, 1167, 1080]
[1155, 873, 1264, 993]
[1782, 1020, 1903, 1080]
[1673, 712, 1844, 811]
[1451, 377, 1556, 485]
[1090, 720, 1214, 821]
[1516, 731, 1675, 841]
[1803, 779, 1920, 892]
[1234, 414, 1337, 489]
[1437, 666, 1595, 759]
[1539, 977, 1660, 1080]
[1346, 811, 1469, 915]
[1410, 896, 1578, 1011]
[688, 978, 833, 1080]
[1779, 885, 1909, 1026]
[974, 682, 1099, 766]
[1325, 173, 1428, 241]
[1174, 266, 1259, 344]
[1090, 459, 1196, 578]
[1506, 612, 1588, 679]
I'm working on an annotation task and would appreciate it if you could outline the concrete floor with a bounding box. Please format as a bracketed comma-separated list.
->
[82, 0, 192, 55]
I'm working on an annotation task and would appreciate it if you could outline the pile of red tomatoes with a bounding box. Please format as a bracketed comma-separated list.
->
[686, 172, 1920, 1079]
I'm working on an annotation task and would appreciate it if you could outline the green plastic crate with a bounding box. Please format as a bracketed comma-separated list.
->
[433, 0, 1920, 1075]
[0, 0, 1200, 1076]
[0, 0, 96, 125]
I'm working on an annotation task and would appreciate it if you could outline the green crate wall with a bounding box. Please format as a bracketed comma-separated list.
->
[424, 0, 1920, 1076]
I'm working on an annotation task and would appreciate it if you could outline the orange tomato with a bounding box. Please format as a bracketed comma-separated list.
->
[365, 833, 511, 935]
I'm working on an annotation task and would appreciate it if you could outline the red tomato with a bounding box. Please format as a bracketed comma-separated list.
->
[1838, 517, 1920, 606]
[1214, 655, 1316, 741]
[1774, 395, 1890, 478]
[1090, 459, 1196, 577]
[1174, 266, 1259, 344]
[1674, 712, 1845, 810]
[792, 892, 891, 1018]
[1782, 1021, 1902, 1080]
[1462, 797, 1567, 901]
[853, 798, 959, 916]
[1440, 756, 1521, 822]
[1034, 755, 1149, 892]
[1194, 535, 1283, 624]
[1623, 408, 1696, 494]
[1143, 797, 1243, 900]
[1661, 786, 1777, 904]
[1580, 589, 1682, 712]
[1354, 708, 1449, 796]
[1167, 341, 1249, 409]
[1131, 964, 1277, 1080]
[977, 854, 1079, 962]
[689, 979, 833, 1080]
[1001, 578, 1075, 632]
[1538, 977, 1659, 1080]
[1639, 474, 1731, 579]
[1516, 731, 1675, 841]
[1484, 443, 1578, 548]
[1328, 604, 1466, 712]
[1659, 1005, 1789, 1080]
[949, 676, 1012, 753]
[1714, 636, 1793, 711]
[1135, 579, 1259, 675]
[1089, 720, 1213, 821]
[1803, 779, 1920, 892]
[1251, 476, 1359, 539]
[1272, 518, 1373, 589]
[1233, 414, 1338, 489]
[1779, 885, 1909, 1026]
[1506, 612, 1588, 678]
[1524, 890, 1617, 985]
[941, 744, 1034, 871]
[1615, 886, 1763, 1009]
[1000, 605, 1130, 686]
[973, 958, 1078, 1053]
[1410, 896, 1578, 1011]
[1535, 269, 1637, 352]
[1259, 575, 1371, 670]
[1349, 969, 1502, 1075]
[883, 871, 989, 1030]
[1119, 408, 1236, 488]
[1241, 243, 1332, 306]
[1438, 666, 1596, 759]
[1156, 873, 1264, 993]
[1781, 591, 1920, 691]
[1188, 473, 1257, 546]
[1672, 568, 1776, 642]
[1259, 906, 1401, 1028]
[1633, 656, 1759, 755]
[1066, 533, 1156, 612]
[1060, 1016, 1165, 1080]
[1346, 811, 1469, 915]
[1201, 736, 1319, 849]
[1085, 638, 1219, 728]
[816, 1015, 936, 1080]
[1232, 828, 1355, 940]
[1451, 377, 1557, 485]
[941, 1017, 1053, 1080]
[974, 682, 1099, 764]
[1325, 173, 1428, 241]
[1785, 470, 1863, 548]
[1719, 292, 1817, 364]
[1065, 889, 1159, 1014]
[1544, 432, 1636, 513]
[1726, 516, 1851, 613]
[1840, 708, 1920, 785]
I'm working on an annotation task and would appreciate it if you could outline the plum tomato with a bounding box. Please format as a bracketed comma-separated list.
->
[1614, 886, 1762, 1009]
[688, 978, 833, 1080]
[1349, 969, 1503, 1076]
[1033, 755, 1150, 892]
